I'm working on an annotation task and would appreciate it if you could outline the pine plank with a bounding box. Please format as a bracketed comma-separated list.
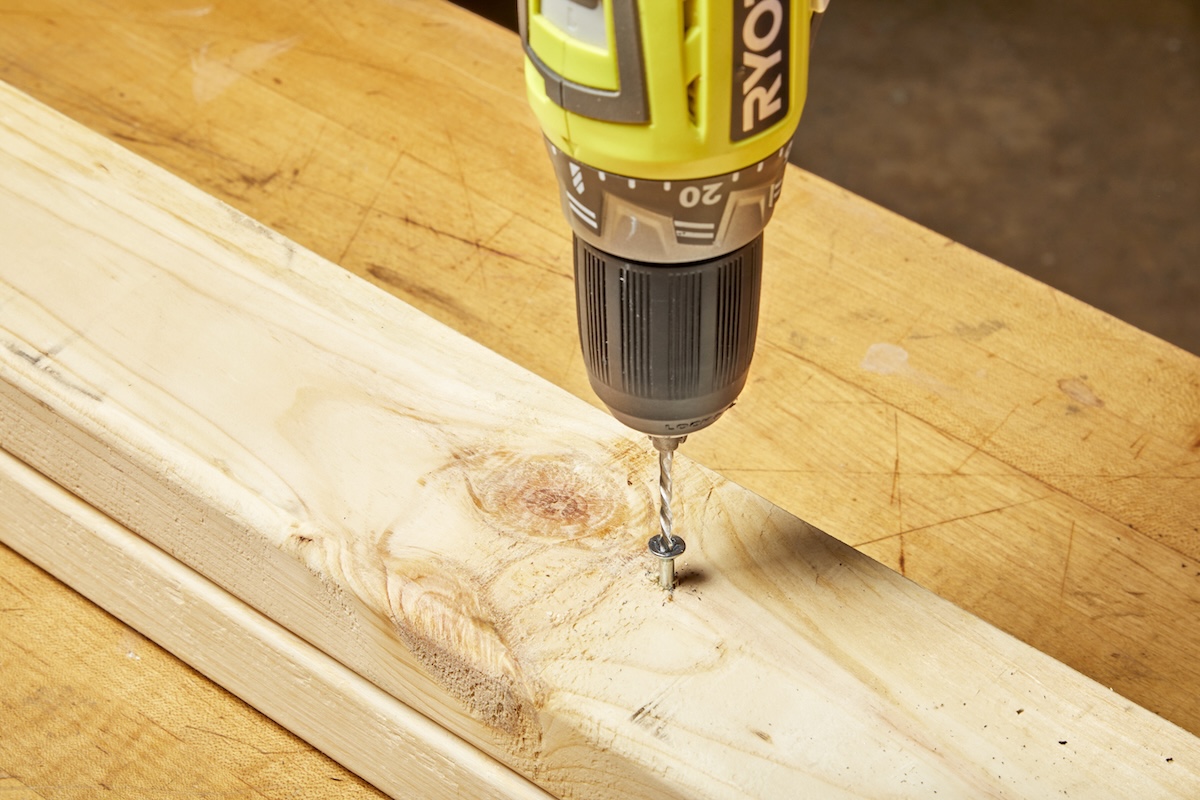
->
[1, 82, 1198, 798]
[0, 449, 551, 800]
[0, 0, 1195, 742]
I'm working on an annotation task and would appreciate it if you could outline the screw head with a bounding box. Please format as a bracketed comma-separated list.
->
[648, 534, 686, 560]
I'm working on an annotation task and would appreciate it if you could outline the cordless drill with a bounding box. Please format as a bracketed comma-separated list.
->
[520, 0, 822, 587]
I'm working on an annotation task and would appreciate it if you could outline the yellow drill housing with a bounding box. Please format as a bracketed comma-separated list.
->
[521, 0, 817, 438]
[522, 0, 812, 181]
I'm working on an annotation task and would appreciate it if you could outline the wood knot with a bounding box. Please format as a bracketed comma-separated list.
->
[463, 450, 639, 543]
[523, 486, 585, 522]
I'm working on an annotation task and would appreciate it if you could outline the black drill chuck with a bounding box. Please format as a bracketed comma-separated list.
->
[574, 234, 763, 437]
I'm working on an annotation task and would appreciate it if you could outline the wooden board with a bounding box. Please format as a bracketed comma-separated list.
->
[0, 449, 552, 800]
[0, 0, 1196, 750]
[1, 82, 1198, 798]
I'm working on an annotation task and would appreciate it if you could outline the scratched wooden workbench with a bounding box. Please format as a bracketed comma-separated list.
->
[1, 0, 1197, 793]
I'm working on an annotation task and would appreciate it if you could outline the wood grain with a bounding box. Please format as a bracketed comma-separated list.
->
[1, 81, 1198, 797]
[1, 542, 374, 791]
[0, 0, 1194, 743]
[0, 536, 381, 799]
[0, 449, 552, 800]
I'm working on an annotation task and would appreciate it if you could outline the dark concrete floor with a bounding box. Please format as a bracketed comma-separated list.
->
[463, 1, 1200, 354]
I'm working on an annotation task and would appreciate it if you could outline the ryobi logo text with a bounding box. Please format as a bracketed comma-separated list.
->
[730, 0, 791, 141]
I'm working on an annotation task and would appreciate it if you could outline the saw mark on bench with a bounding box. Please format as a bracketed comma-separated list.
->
[338, 148, 403, 263]
[951, 403, 1020, 475]
[184, 724, 304, 756]
[1058, 521, 1076, 603]
[890, 410, 901, 506]
[857, 494, 1054, 547]
[889, 411, 906, 573]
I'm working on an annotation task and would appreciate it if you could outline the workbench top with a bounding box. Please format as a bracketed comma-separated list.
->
[1, 0, 1197, 794]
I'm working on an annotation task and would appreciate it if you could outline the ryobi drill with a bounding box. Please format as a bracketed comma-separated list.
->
[520, 0, 823, 587]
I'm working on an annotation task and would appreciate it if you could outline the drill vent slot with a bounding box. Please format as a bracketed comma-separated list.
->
[713, 240, 761, 388]
[666, 270, 702, 399]
[619, 268, 651, 396]
[616, 268, 704, 401]
[580, 247, 610, 383]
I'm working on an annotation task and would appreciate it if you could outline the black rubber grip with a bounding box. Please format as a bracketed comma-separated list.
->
[573, 235, 763, 435]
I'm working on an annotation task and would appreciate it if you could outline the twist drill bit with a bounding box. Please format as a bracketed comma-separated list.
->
[647, 435, 686, 590]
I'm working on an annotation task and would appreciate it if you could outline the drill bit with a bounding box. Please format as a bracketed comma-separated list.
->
[647, 435, 686, 590]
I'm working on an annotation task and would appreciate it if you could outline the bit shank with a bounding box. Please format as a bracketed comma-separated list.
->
[648, 435, 686, 590]
[658, 442, 675, 545]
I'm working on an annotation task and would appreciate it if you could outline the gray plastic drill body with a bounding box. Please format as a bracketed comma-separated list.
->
[545, 141, 791, 436]
[545, 139, 791, 264]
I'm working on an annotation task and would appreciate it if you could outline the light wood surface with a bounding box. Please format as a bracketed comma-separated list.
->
[0, 448, 553, 800]
[2, 81, 1199, 798]
[0, 0, 1197, 784]
[0, 543, 383, 799]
